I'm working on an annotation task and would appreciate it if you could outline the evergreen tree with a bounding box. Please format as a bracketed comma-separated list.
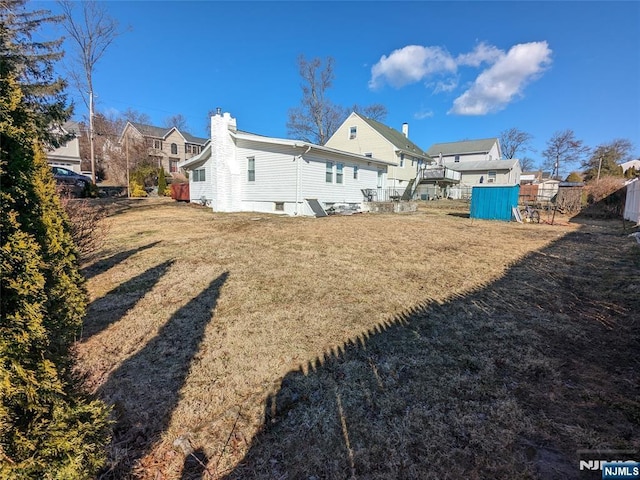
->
[158, 166, 167, 196]
[0, 2, 111, 477]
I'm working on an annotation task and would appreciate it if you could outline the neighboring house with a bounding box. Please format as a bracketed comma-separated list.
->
[426, 138, 502, 164]
[46, 121, 82, 173]
[119, 122, 208, 175]
[178, 111, 395, 216]
[621, 159, 640, 173]
[449, 159, 522, 187]
[325, 112, 431, 194]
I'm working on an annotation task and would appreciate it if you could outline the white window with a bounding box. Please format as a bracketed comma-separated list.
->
[169, 158, 179, 173]
[153, 139, 163, 150]
[488, 171, 497, 183]
[326, 161, 333, 183]
[186, 144, 192, 154]
[248, 157, 255, 182]
[170, 143, 178, 155]
[349, 126, 357, 139]
[193, 168, 206, 182]
[353, 165, 359, 180]
[364, 152, 372, 158]
[454, 155, 460, 162]
[336, 163, 344, 184]
[400, 153, 404, 167]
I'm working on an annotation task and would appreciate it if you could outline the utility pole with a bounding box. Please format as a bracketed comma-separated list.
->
[125, 133, 130, 197]
[89, 90, 96, 184]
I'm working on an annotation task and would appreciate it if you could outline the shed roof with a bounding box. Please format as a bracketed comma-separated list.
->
[427, 138, 498, 157]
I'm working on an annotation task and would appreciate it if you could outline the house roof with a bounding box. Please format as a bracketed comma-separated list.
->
[233, 130, 398, 166]
[426, 138, 499, 157]
[448, 159, 519, 172]
[355, 113, 429, 158]
[126, 122, 208, 145]
[178, 129, 398, 170]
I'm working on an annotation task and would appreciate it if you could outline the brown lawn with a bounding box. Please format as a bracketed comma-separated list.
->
[74, 198, 640, 479]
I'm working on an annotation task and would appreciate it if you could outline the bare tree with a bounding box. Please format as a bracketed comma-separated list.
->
[286, 56, 346, 145]
[351, 103, 388, 122]
[582, 139, 632, 181]
[164, 113, 190, 132]
[59, 0, 120, 184]
[500, 127, 534, 160]
[121, 107, 151, 125]
[542, 129, 590, 179]
[519, 156, 536, 172]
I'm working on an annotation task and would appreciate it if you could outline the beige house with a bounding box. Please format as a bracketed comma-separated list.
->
[119, 122, 208, 175]
[46, 121, 82, 173]
[325, 112, 431, 195]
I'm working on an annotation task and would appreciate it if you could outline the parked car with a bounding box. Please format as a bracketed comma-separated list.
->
[51, 166, 92, 197]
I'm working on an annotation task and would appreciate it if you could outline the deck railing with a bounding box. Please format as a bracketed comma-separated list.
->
[418, 167, 461, 182]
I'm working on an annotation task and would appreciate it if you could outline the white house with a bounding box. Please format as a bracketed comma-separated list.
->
[178, 111, 396, 216]
[46, 121, 82, 173]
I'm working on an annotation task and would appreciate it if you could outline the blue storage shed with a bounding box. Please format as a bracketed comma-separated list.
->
[470, 185, 520, 221]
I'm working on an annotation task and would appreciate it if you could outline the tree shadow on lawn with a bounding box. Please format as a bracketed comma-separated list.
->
[81, 241, 162, 281]
[97, 271, 229, 479]
[224, 224, 639, 480]
[82, 258, 175, 340]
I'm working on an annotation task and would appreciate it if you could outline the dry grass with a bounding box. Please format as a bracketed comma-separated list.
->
[74, 198, 640, 479]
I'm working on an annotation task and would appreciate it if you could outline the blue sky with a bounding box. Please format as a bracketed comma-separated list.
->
[37, 1, 640, 168]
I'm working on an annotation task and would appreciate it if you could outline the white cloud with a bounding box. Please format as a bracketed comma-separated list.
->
[369, 45, 457, 90]
[369, 40, 552, 115]
[449, 41, 552, 115]
[431, 76, 459, 93]
[414, 109, 434, 120]
[456, 42, 502, 67]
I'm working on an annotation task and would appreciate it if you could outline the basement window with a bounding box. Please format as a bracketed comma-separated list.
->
[275, 202, 284, 211]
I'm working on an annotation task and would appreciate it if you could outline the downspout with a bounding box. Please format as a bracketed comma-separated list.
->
[295, 145, 312, 215]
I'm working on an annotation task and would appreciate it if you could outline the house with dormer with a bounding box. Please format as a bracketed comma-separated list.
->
[325, 112, 432, 197]
[119, 122, 208, 176]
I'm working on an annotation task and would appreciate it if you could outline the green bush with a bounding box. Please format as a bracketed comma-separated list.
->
[0, 3, 111, 478]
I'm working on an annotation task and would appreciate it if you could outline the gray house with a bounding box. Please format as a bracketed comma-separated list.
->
[427, 138, 502, 164]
